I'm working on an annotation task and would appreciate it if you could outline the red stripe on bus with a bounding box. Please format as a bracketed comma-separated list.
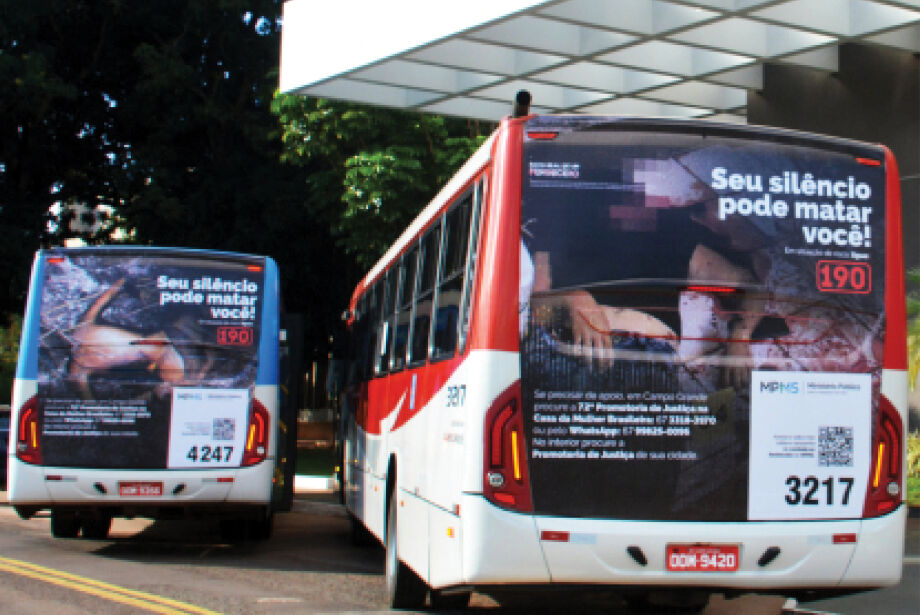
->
[358, 357, 463, 435]
[468, 117, 523, 353]
[883, 147, 906, 370]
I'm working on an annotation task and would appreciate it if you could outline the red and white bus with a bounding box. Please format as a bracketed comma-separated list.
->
[340, 104, 907, 610]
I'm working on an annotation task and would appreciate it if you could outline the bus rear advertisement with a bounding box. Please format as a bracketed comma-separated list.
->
[519, 118, 894, 524]
[8, 247, 288, 540]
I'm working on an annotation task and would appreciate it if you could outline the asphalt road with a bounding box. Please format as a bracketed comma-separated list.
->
[0, 488, 916, 615]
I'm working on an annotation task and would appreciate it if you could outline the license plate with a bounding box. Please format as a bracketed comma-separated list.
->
[666, 544, 739, 572]
[118, 482, 163, 497]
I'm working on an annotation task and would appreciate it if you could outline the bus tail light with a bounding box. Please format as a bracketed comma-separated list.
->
[863, 395, 903, 517]
[483, 381, 533, 512]
[241, 398, 270, 466]
[16, 395, 42, 465]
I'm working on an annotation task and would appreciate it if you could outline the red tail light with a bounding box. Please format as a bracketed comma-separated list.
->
[241, 398, 270, 466]
[863, 395, 903, 517]
[526, 131, 559, 140]
[686, 285, 737, 294]
[483, 381, 532, 512]
[16, 395, 42, 465]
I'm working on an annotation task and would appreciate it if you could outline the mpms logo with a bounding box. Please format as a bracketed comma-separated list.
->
[759, 381, 800, 394]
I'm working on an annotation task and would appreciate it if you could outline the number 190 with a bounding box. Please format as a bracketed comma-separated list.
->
[816, 261, 871, 294]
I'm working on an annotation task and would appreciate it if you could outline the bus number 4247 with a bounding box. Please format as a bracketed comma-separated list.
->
[187, 445, 233, 463]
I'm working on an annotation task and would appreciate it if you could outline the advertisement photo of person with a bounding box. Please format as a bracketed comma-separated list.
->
[518, 123, 885, 521]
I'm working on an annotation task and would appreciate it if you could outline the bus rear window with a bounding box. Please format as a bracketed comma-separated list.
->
[36, 252, 265, 469]
[519, 120, 886, 521]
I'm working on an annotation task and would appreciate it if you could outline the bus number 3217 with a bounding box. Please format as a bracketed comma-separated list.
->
[785, 475, 854, 506]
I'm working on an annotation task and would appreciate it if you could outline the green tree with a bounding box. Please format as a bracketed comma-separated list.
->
[0, 0, 350, 357]
[1, 1, 492, 363]
[0, 314, 20, 404]
[272, 94, 491, 269]
[0, 0, 114, 314]
[908, 267, 920, 387]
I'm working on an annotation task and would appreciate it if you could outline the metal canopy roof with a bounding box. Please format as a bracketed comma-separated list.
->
[280, 0, 920, 122]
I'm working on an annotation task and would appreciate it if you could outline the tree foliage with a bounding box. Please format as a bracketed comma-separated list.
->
[0, 314, 20, 404]
[908, 266, 920, 387]
[0, 0, 351, 356]
[273, 95, 491, 269]
[1, 0, 493, 363]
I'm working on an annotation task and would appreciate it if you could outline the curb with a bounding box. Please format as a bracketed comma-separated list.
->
[781, 599, 838, 615]
[293, 474, 337, 494]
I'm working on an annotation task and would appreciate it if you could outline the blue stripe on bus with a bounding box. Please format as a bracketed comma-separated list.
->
[16, 252, 44, 380]
[256, 256, 280, 386]
[40, 245, 271, 262]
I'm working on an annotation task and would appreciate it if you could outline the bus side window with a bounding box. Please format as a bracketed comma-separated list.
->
[375, 271, 395, 375]
[410, 223, 441, 365]
[390, 248, 417, 371]
[459, 174, 486, 352]
[346, 296, 364, 387]
[432, 190, 472, 359]
[362, 283, 378, 381]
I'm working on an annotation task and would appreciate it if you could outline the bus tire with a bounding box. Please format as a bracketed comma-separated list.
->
[385, 493, 426, 609]
[248, 510, 273, 541]
[50, 510, 79, 538]
[626, 590, 710, 613]
[81, 514, 112, 540]
[349, 514, 375, 547]
[336, 447, 346, 506]
[219, 518, 246, 542]
[429, 589, 471, 610]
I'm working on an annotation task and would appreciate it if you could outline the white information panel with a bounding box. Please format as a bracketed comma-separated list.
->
[748, 371, 872, 520]
[168, 388, 249, 469]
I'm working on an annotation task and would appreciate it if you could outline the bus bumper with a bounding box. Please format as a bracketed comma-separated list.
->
[7, 458, 273, 519]
[459, 494, 904, 590]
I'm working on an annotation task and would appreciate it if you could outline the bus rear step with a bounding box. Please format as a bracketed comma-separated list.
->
[781, 598, 839, 615]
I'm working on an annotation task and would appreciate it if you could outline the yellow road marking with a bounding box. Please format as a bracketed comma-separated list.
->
[0, 556, 223, 615]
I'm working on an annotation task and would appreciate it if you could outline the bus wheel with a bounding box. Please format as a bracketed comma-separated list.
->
[385, 495, 426, 609]
[349, 514, 375, 547]
[429, 589, 471, 610]
[81, 514, 112, 540]
[248, 510, 273, 541]
[50, 510, 79, 538]
[627, 590, 710, 613]
[219, 519, 245, 542]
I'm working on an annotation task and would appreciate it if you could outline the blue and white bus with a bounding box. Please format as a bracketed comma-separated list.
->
[8, 247, 290, 540]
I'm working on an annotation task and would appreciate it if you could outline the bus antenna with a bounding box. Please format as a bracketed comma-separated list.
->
[512, 90, 531, 118]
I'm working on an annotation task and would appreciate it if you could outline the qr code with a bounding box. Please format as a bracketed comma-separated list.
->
[818, 426, 853, 467]
[212, 418, 235, 441]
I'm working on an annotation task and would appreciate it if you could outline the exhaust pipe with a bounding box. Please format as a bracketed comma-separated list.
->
[512, 90, 531, 118]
